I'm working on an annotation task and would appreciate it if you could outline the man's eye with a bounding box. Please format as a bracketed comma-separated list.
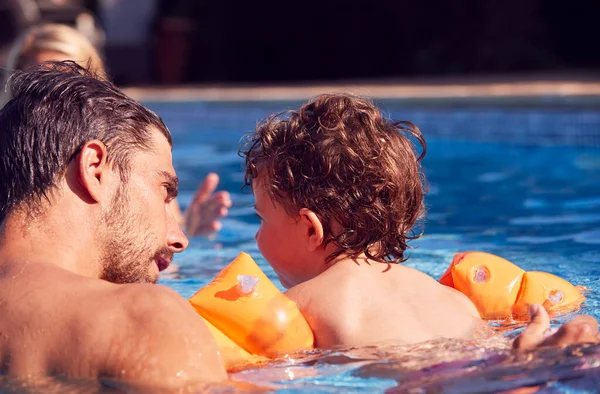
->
[163, 185, 175, 201]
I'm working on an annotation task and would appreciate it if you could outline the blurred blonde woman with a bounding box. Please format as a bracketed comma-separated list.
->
[2, 24, 107, 93]
[1, 24, 231, 237]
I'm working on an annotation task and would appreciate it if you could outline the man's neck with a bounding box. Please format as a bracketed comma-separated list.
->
[0, 204, 100, 279]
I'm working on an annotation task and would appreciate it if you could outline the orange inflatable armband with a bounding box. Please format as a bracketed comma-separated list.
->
[199, 316, 258, 369]
[439, 252, 585, 320]
[188, 252, 314, 368]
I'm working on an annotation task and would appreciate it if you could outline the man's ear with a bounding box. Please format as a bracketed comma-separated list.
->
[73, 140, 113, 203]
[298, 208, 325, 251]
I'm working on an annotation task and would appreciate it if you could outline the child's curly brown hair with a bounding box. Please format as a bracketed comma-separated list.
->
[241, 93, 427, 264]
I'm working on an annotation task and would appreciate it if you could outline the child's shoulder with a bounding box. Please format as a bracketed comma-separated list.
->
[285, 266, 366, 347]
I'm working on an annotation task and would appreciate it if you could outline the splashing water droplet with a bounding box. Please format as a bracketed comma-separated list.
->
[473, 266, 490, 284]
[547, 289, 563, 305]
[237, 274, 259, 296]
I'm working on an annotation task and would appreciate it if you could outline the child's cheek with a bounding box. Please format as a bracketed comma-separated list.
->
[255, 227, 265, 252]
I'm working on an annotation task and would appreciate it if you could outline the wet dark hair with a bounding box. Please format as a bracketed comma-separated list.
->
[241, 93, 427, 263]
[0, 61, 172, 223]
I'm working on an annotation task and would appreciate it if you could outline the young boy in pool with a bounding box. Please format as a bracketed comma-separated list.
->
[241, 93, 599, 350]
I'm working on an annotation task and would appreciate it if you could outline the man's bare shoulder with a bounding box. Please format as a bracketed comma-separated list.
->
[89, 283, 226, 387]
[106, 282, 194, 320]
[0, 263, 225, 386]
[29, 278, 226, 388]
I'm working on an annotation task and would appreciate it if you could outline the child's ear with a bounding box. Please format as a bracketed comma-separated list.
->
[298, 208, 324, 251]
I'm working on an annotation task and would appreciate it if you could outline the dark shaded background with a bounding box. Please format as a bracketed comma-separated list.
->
[152, 0, 600, 84]
[1, 0, 599, 85]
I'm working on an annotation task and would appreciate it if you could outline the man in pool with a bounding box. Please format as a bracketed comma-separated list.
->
[0, 63, 226, 388]
[241, 93, 600, 350]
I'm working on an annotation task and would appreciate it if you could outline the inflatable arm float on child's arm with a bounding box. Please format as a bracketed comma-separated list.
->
[188, 253, 314, 369]
[439, 251, 586, 320]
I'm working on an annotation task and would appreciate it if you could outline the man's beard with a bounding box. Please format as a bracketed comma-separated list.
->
[98, 186, 172, 284]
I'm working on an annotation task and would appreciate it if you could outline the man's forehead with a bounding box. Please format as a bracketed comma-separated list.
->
[149, 126, 173, 153]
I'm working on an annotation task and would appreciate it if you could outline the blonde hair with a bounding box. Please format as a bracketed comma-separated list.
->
[2, 24, 106, 105]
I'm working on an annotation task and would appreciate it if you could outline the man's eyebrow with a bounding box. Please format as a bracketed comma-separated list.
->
[158, 171, 179, 198]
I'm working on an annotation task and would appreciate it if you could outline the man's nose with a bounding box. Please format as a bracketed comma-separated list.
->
[168, 226, 189, 253]
[167, 212, 189, 253]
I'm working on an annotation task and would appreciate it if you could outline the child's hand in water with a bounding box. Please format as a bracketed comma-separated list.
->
[513, 304, 600, 350]
[184, 173, 232, 237]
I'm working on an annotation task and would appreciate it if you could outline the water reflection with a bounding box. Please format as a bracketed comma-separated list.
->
[231, 339, 600, 393]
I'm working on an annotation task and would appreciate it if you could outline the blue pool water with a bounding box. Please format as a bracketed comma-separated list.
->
[141, 101, 600, 393]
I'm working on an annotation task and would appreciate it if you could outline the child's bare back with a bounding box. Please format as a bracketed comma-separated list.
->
[286, 258, 482, 348]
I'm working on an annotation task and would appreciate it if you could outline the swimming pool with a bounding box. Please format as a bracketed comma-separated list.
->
[1, 101, 598, 393]
[141, 101, 600, 392]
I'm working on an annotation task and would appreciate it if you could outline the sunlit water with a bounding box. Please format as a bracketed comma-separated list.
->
[4, 102, 600, 393]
